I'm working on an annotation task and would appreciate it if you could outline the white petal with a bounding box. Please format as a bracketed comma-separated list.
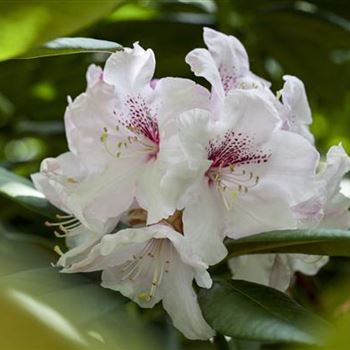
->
[136, 159, 175, 224]
[31, 152, 86, 214]
[263, 130, 320, 205]
[183, 180, 227, 265]
[268, 255, 294, 291]
[229, 254, 294, 292]
[33, 151, 140, 231]
[282, 75, 312, 124]
[157, 110, 212, 213]
[229, 254, 275, 286]
[186, 48, 225, 100]
[224, 186, 297, 238]
[292, 190, 326, 229]
[154, 77, 210, 129]
[58, 227, 102, 268]
[287, 254, 329, 276]
[86, 64, 103, 87]
[162, 258, 214, 340]
[203, 27, 249, 74]
[72, 157, 142, 228]
[220, 90, 281, 146]
[104, 42, 155, 95]
[68, 226, 172, 307]
[64, 80, 116, 172]
[323, 144, 350, 197]
[177, 108, 213, 170]
[322, 193, 350, 229]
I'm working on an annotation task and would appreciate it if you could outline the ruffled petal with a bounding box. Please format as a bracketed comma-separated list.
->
[287, 254, 329, 276]
[86, 64, 103, 88]
[323, 144, 350, 197]
[186, 48, 225, 100]
[103, 42, 155, 95]
[203, 26, 249, 76]
[281, 75, 313, 143]
[281, 75, 312, 125]
[32, 151, 139, 231]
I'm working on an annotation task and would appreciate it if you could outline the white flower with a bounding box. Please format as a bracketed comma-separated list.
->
[186, 27, 268, 97]
[164, 88, 320, 261]
[62, 222, 215, 340]
[31, 152, 117, 266]
[185, 27, 270, 114]
[318, 144, 350, 228]
[229, 253, 328, 292]
[294, 144, 350, 229]
[229, 145, 350, 292]
[33, 43, 209, 231]
[279, 75, 314, 143]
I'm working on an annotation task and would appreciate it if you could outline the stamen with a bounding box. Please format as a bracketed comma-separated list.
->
[119, 238, 173, 303]
[46, 214, 83, 239]
[54, 245, 64, 256]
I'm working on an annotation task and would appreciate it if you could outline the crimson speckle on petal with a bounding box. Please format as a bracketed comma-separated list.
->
[206, 129, 271, 169]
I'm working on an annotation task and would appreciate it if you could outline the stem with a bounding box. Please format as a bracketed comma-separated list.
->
[213, 333, 230, 350]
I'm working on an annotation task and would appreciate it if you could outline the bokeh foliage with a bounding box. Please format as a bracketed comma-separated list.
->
[0, 1, 349, 349]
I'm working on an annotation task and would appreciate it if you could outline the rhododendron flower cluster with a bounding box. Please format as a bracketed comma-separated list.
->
[32, 28, 350, 340]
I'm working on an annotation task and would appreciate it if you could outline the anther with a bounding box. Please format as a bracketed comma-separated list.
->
[54, 245, 64, 256]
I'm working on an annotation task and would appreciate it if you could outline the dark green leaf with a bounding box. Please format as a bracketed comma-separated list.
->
[19, 37, 122, 59]
[0, 167, 55, 218]
[226, 229, 350, 258]
[0, 226, 161, 350]
[0, 0, 124, 61]
[199, 279, 329, 345]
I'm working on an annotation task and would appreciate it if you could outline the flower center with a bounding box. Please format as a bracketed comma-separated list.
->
[123, 209, 184, 302]
[206, 129, 270, 208]
[100, 94, 160, 160]
[164, 210, 183, 234]
[120, 237, 173, 303]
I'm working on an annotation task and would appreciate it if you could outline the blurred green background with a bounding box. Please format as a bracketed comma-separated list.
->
[0, 1, 349, 349]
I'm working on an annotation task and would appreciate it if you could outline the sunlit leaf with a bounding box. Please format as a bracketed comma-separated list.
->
[20, 37, 122, 59]
[0, 227, 161, 350]
[226, 229, 350, 258]
[199, 279, 329, 344]
[0, 0, 124, 61]
[0, 166, 55, 218]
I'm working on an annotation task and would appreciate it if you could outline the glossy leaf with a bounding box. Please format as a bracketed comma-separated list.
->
[20, 37, 122, 59]
[0, 0, 123, 61]
[226, 229, 350, 258]
[0, 167, 56, 218]
[0, 227, 161, 350]
[199, 279, 329, 345]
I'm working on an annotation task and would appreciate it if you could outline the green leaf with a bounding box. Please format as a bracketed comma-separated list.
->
[0, 167, 55, 218]
[226, 229, 350, 258]
[0, 0, 123, 61]
[199, 279, 329, 345]
[0, 226, 162, 350]
[19, 37, 122, 59]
